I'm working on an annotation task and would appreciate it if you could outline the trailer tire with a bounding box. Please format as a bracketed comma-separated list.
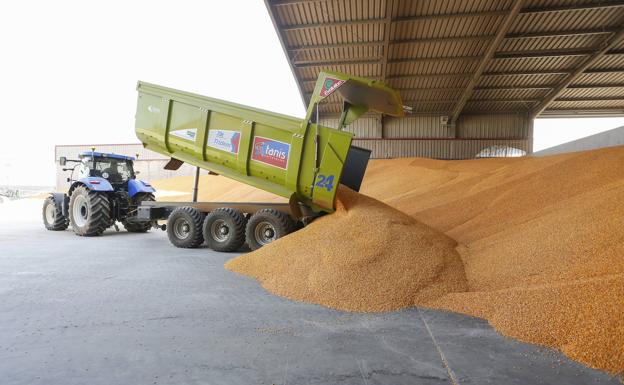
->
[203, 207, 247, 252]
[69, 186, 111, 236]
[123, 193, 155, 233]
[42, 196, 69, 231]
[245, 209, 296, 251]
[167, 207, 205, 248]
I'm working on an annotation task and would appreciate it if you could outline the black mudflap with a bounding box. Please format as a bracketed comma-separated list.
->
[340, 146, 371, 192]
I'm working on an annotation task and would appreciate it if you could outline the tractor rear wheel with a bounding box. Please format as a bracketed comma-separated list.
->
[69, 185, 111, 236]
[245, 209, 296, 251]
[42, 196, 69, 231]
[202, 207, 247, 252]
[167, 207, 204, 248]
[123, 193, 155, 233]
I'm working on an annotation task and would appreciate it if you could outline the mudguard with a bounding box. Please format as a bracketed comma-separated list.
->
[50, 192, 69, 216]
[75, 177, 114, 192]
[128, 179, 156, 198]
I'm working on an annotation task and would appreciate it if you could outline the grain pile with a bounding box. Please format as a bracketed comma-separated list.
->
[160, 145, 624, 374]
[225, 187, 467, 312]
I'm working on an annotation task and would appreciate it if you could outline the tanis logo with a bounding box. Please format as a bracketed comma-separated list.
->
[260, 144, 287, 160]
[251, 136, 290, 169]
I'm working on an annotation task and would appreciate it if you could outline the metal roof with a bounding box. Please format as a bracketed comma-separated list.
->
[265, 0, 624, 120]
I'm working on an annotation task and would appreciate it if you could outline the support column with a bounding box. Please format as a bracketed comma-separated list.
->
[192, 166, 200, 203]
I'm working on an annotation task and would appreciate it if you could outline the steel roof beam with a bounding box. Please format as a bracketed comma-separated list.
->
[287, 27, 619, 53]
[293, 49, 623, 67]
[520, 0, 624, 14]
[554, 97, 624, 102]
[298, 68, 624, 83]
[380, 0, 394, 82]
[506, 27, 620, 39]
[532, 27, 624, 117]
[280, 2, 624, 32]
[494, 48, 624, 59]
[293, 58, 380, 67]
[449, 0, 525, 124]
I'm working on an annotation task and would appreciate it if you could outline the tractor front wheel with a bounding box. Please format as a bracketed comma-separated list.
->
[69, 186, 111, 236]
[42, 196, 69, 231]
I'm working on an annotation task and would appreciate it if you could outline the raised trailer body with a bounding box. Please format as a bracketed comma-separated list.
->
[134, 71, 404, 250]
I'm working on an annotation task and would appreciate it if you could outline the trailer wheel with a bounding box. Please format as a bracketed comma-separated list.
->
[42, 196, 69, 231]
[123, 193, 155, 233]
[245, 209, 296, 251]
[69, 186, 111, 236]
[202, 207, 247, 252]
[167, 207, 205, 248]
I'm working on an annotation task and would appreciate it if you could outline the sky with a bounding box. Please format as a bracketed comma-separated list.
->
[1, 1, 622, 187]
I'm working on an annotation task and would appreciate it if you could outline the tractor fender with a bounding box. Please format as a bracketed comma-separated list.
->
[69, 177, 114, 194]
[49, 192, 70, 216]
[127, 179, 156, 198]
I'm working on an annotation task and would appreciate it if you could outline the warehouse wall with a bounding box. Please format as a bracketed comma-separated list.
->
[54, 144, 206, 190]
[323, 113, 532, 159]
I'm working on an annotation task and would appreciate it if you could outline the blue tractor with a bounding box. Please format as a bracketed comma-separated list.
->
[43, 151, 156, 236]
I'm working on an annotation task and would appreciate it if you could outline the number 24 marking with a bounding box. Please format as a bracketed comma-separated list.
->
[315, 174, 335, 192]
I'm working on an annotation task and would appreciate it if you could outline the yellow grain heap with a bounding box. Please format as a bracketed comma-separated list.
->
[155, 145, 624, 374]
[225, 188, 468, 312]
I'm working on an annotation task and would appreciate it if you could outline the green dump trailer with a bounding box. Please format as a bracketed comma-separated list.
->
[135, 71, 404, 251]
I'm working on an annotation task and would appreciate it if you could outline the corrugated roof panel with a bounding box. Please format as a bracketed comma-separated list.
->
[479, 72, 568, 87]
[560, 86, 624, 98]
[549, 99, 624, 109]
[397, 0, 512, 19]
[275, 0, 384, 26]
[487, 55, 586, 72]
[387, 75, 472, 89]
[400, 89, 463, 102]
[510, 6, 624, 34]
[574, 71, 624, 85]
[388, 59, 478, 77]
[295, 63, 380, 82]
[392, 14, 504, 41]
[464, 100, 537, 112]
[390, 39, 491, 60]
[472, 87, 552, 100]
[284, 23, 384, 48]
[498, 33, 606, 52]
[289, 45, 382, 64]
[590, 53, 624, 69]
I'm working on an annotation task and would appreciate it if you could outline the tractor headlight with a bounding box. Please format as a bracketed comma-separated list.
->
[102, 172, 109, 179]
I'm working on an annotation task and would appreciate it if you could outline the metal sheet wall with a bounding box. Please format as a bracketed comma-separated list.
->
[383, 115, 453, 138]
[319, 116, 381, 138]
[353, 139, 531, 159]
[457, 113, 530, 139]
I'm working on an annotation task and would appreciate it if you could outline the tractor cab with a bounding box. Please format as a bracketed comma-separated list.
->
[76, 152, 136, 185]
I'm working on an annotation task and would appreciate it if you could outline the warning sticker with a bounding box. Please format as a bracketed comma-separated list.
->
[319, 77, 345, 98]
[207, 130, 241, 155]
[251, 136, 290, 169]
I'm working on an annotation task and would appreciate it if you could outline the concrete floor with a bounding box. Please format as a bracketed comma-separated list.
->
[0, 199, 620, 385]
